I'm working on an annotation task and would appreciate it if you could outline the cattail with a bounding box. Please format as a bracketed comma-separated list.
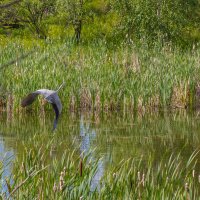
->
[198, 175, 200, 183]
[185, 183, 189, 192]
[70, 95, 76, 111]
[63, 167, 66, 175]
[7, 93, 14, 120]
[142, 173, 145, 187]
[59, 171, 65, 191]
[50, 145, 54, 157]
[20, 162, 25, 173]
[80, 159, 83, 177]
[185, 183, 190, 200]
[40, 98, 46, 115]
[53, 183, 57, 192]
[137, 171, 141, 182]
[137, 171, 141, 199]
[94, 90, 100, 112]
[166, 177, 169, 183]
[192, 169, 195, 178]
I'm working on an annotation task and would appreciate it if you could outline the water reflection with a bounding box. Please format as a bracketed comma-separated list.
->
[79, 115, 104, 192]
[0, 136, 14, 197]
[0, 110, 200, 193]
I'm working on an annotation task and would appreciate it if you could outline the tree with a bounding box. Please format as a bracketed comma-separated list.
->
[18, 0, 56, 39]
[0, 0, 21, 9]
[111, 0, 200, 45]
[57, 0, 95, 42]
[0, 0, 22, 29]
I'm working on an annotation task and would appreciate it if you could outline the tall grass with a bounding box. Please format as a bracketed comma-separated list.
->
[1, 39, 200, 113]
[0, 135, 199, 199]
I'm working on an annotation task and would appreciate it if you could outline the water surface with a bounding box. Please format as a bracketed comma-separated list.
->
[0, 110, 200, 192]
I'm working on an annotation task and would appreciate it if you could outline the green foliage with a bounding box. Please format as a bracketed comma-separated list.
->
[1, 40, 200, 112]
[0, 0, 200, 45]
[111, 0, 200, 45]
[0, 0, 21, 30]
[56, 0, 100, 42]
[17, 0, 56, 39]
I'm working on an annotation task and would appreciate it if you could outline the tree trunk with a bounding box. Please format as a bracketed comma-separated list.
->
[74, 19, 82, 43]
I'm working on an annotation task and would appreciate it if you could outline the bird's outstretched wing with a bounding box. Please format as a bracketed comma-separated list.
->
[45, 93, 62, 114]
[21, 92, 39, 107]
[21, 89, 62, 131]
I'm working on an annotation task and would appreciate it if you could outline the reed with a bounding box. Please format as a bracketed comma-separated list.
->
[1, 39, 200, 113]
[0, 111, 200, 199]
[0, 135, 199, 199]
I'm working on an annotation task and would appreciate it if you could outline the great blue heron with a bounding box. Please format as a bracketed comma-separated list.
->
[21, 83, 65, 131]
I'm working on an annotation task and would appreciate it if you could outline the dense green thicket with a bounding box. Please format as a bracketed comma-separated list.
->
[0, 0, 200, 45]
[112, 0, 200, 45]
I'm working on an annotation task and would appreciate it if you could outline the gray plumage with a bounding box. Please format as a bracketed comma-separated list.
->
[21, 83, 65, 131]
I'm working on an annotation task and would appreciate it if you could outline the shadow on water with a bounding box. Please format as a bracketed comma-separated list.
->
[0, 110, 200, 194]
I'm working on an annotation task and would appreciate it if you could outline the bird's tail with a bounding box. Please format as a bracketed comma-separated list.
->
[56, 82, 65, 92]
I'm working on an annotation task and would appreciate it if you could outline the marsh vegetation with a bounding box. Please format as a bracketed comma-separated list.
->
[1, 0, 200, 199]
[0, 112, 200, 199]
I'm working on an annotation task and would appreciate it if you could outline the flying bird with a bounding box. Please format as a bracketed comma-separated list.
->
[21, 83, 65, 131]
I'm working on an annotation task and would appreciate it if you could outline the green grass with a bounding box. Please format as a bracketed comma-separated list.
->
[0, 134, 199, 199]
[0, 39, 200, 113]
[1, 33, 200, 199]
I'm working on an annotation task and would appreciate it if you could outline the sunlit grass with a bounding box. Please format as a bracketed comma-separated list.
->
[1, 39, 200, 113]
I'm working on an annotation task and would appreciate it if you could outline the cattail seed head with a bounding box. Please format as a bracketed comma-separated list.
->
[53, 183, 57, 192]
[142, 173, 145, 187]
[192, 169, 195, 178]
[59, 171, 65, 191]
[63, 167, 66, 175]
[198, 175, 200, 183]
[185, 182, 189, 192]
[137, 171, 141, 182]
[20, 162, 25, 173]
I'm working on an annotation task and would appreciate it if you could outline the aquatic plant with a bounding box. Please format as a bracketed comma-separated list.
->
[0, 135, 199, 199]
[1, 39, 200, 114]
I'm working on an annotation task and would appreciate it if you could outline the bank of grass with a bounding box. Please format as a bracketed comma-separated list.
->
[1, 39, 200, 113]
[1, 135, 199, 199]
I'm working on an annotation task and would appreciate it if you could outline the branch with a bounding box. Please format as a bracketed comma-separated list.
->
[0, 0, 22, 9]
[0, 50, 36, 70]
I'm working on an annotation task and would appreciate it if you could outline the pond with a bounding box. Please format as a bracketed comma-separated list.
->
[0, 110, 200, 195]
